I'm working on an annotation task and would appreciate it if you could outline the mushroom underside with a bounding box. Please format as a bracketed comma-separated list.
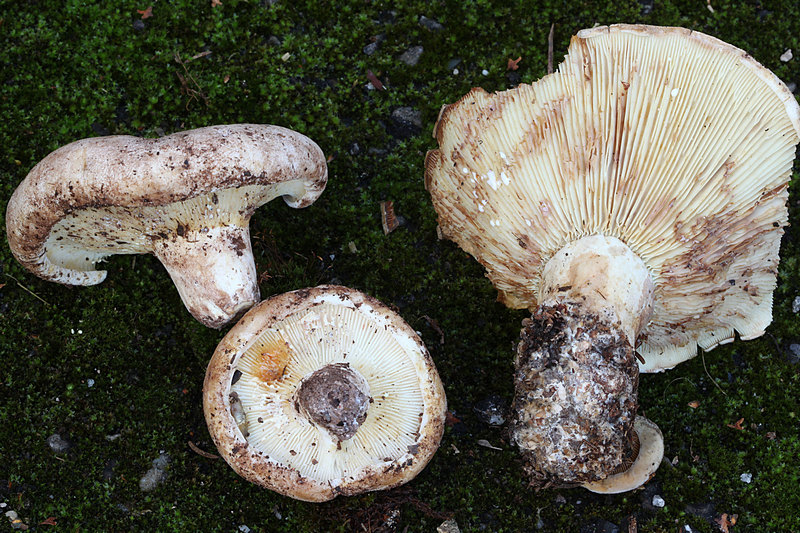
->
[204, 286, 447, 502]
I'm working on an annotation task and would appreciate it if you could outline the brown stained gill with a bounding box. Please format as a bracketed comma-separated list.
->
[511, 301, 638, 488]
[295, 363, 371, 442]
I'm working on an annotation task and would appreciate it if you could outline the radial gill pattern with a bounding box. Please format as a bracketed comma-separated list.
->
[425, 25, 800, 369]
[231, 302, 425, 482]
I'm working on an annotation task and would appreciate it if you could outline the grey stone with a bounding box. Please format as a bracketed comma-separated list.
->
[399, 46, 423, 66]
[389, 107, 423, 138]
[139, 452, 171, 492]
[792, 296, 800, 313]
[419, 16, 444, 32]
[473, 395, 507, 427]
[47, 433, 71, 454]
[363, 42, 379, 56]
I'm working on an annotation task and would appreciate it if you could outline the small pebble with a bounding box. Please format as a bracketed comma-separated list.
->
[437, 518, 461, 533]
[87, 379, 95, 388]
[47, 433, 71, 454]
[238, 526, 251, 533]
[481, 69, 489, 76]
[389, 106, 423, 138]
[399, 45, 423, 66]
[792, 296, 800, 314]
[139, 452, 171, 492]
[652, 495, 666, 508]
[419, 15, 444, 32]
[780, 49, 793, 62]
[452, 68, 459, 75]
[363, 42, 379, 56]
[740, 472, 752, 483]
[473, 395, 507, 426]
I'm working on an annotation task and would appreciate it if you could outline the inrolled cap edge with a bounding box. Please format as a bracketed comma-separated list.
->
[582, 416, 664, 494]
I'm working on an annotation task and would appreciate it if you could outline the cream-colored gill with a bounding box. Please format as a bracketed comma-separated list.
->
[230, 302, 425, 482]
[43, 184, 288, 265]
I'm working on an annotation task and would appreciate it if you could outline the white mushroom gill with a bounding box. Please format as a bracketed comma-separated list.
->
[425, 24, 799, 490]
[43, 184, 293, 326]
[230, 302, 425, 483]
[426, 25, 798, 371]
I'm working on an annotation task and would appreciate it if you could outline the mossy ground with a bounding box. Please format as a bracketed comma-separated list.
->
[1, 1, 799, 531]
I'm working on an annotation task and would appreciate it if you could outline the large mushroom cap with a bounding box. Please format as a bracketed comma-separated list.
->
[426, 24, 799, 370]
[202, 285, 447, 502]
[6, 124, 327, 328]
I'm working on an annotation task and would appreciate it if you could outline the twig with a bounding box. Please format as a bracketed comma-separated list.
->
[174, 52, 209, 110]
[5, 273, 52, 306]
[662, 376, 696, 401]
[547, 23, 555, 74]
[188, 440, 219, 459]
[702, 352, 728, 396]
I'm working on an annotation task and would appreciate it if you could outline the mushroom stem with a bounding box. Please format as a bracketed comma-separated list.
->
[511, 234, 659, 487]
[295, 363, 371, 442]
[152, 225, 259, 328]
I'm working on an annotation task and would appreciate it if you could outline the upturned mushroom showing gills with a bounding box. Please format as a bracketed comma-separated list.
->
[5, 124, 327, 328]
[203, 285, 447, 502]
[425, 25, 800, 491]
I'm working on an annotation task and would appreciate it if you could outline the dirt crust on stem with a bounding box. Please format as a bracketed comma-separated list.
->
[511, 300, 639, 488]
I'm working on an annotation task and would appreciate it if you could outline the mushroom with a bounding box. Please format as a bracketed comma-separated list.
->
[5, 124, 327, 328]
[424, 24, 800, 490]
[203, 285, 447, 502]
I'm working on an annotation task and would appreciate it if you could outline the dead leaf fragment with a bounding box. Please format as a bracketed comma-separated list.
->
[39, 517, 58, 526]
[380, 201, 399, 234]
[137, 6, 153, 19]
[477, 439, 502, 451]
[688, 400, 700, 408]
[445, 411, 461, 426]
[727, 417, 745, 430]
[507, 56, 522, 71]
[366, 69, 386, 90]
[716, 512, 737, 532]
[211, 0, 222, 6]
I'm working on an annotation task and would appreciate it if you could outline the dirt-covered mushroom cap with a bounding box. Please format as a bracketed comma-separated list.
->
[202, 285, 447, 502]
[5, 124, 327, 328]
[425, 24, 799, 488]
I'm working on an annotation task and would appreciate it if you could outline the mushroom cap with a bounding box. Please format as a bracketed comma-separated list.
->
[6, 124, 327, 327]
[425, 24, 800, 371]
[582, 415, 664, 494]
[202, 285, 447, 502]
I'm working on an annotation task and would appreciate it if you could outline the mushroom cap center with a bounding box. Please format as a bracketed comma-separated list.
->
[294, 363, 371, 442]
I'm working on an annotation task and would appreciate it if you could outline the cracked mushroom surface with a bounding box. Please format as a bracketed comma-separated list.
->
[5, 124, 327, 328]
[425, 24, 800, 489]
[202, 285, 447, 502]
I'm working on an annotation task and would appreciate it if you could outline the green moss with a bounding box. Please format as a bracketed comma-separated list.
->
[2, 0, 799, 531]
